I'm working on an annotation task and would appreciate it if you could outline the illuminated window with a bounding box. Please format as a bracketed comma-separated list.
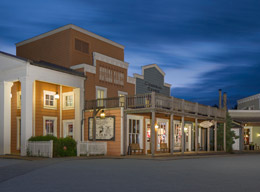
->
[43, 116, 57, 136]
[118, 91, 127, 107]
[63, 92, 74, 109]
[44, 91, 57, 109]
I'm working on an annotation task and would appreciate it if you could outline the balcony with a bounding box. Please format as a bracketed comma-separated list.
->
[85, 92, 226, 119]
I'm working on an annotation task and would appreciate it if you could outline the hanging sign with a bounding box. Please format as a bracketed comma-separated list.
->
[199, 121, 213, 128]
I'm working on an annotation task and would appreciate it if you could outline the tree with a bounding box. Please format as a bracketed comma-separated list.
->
[217, 112, 238, 152]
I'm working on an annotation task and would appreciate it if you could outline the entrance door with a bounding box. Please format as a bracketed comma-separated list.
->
[184, 123, 192, 152]
[156, 119, 169, 151]
[201, 128, 207, 151]
[146, 119, 151, 154]
[63, 120, 74, 138]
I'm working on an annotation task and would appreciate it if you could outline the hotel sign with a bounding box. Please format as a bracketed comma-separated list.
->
[199, 121, 213, 128]
[88, 116, 115, 141]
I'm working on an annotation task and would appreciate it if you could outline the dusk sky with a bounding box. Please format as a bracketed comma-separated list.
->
[1, 0, 260, 108]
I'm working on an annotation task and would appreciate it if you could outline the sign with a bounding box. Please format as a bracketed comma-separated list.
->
[199, 121, 214, 128]
[88, 116, 115, 141]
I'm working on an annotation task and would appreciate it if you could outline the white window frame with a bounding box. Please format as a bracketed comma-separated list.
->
[17, 117, 21, 150]
[43, 90, 57, 109]
[63, 92, 74, 110]
[43, 116, 58, 136]
[63, 120, 75, 138]
[96, 86, 107, 107]
[17, 91, 21, 109]
[127, 115, 144, 149]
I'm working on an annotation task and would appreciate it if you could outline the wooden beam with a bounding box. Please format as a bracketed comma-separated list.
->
[151, 111, 156, 156]
[214, 121, 217, 152]
[170, 113, 174, 155]
[181, 116, 185, 154]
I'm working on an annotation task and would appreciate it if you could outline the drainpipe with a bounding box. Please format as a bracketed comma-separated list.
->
[219, 89, 222, 109]
[80, 75, 87, 142]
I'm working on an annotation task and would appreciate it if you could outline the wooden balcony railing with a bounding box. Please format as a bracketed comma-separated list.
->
[85, 93, 226, 119]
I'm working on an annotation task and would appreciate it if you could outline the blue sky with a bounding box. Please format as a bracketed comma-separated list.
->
[1, 0, 260, 108]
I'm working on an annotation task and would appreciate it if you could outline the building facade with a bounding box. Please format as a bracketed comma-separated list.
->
[0, 24, 227, 156]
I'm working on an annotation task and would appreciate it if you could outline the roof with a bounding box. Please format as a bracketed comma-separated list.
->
[0, 51, 85, 78]
[237, 93, 260, 104]
[31, 60, 85, 78]
[16, 24, 125, 49]
[229, 110, 260, 123]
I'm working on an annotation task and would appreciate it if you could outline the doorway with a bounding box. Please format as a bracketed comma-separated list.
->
[63, 120, 74, 138]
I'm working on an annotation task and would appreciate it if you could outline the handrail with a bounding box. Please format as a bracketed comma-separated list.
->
[85, 93, 226, 119]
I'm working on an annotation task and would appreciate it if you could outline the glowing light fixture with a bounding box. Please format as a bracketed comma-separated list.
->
[257, 134, 260, 137]
[100, 110, 105, 119]
[155, 124, 159, 129]
[184, 127, 188, 132]
[10, 93, 12, 98]
[55, 92, 59, 99]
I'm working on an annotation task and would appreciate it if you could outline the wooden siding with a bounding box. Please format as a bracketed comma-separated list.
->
[84, 109, 122, 156]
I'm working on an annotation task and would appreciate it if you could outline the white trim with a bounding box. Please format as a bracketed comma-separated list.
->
[93, 52, 129, 69]
[127, 76, 136, 85]
[16, 117, 21, 150]
[238, 94, 260, 104]
[63, 120, 75, 138]
[127, 115, 144, 149]
[70, 64, 96, 74]
[120, 108, 124, 155]
[229, 110, 260, 118]
[63, 92, 75, 110]
[164, 83, 172, 88]
[16, 24, 125, 49]
[43, 90, 57, 109]
[118, 91, 128, 96]
[156, 118, 169, 150]
[43, 116, 58, 136]
[133, 73, 144, 79]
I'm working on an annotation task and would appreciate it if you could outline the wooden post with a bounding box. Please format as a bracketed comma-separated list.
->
[170, 114, 174, 155]
[181, 116, 185, 154]
[195, 118, 198, 153]
[207, 127, 210, 152]
[224, 122, 226, 152]
[151, 111, 155, 156]
[93, 107, 97, 141]
[214, 121, 217, 152]
[241, 126, 244, 151]
[123, 111, 127, 155]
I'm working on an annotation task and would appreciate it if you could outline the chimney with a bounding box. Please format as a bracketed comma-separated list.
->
[223, 92, 227, 110]
[218, 89, 222, 109]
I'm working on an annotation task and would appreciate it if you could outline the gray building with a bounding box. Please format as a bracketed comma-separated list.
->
[134, 64, 171, 96]
[237, 93, 260, 110]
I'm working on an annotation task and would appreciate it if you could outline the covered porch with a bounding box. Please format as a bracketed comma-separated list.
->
[0, 52, 85, 156]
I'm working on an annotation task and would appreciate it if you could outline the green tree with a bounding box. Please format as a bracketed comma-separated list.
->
[217, 112, 238, 152]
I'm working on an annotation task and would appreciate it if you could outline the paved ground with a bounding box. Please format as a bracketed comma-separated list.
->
[0, 154, 260, 192]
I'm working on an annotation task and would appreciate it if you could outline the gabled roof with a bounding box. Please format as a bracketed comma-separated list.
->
[237, 93, 260, 104]
[16, 24, 125, 49]
[142, 64, 165, 76]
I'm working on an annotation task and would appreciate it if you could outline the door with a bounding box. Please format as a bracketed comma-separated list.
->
[146, 119, 151, 153]
[156, 119, 169, 151]
[201, 128, 207, 151]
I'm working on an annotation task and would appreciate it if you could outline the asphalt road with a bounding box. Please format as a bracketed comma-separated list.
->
[0, 154, 259, 192]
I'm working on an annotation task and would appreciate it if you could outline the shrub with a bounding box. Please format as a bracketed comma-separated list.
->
[28, 135, 77, 157]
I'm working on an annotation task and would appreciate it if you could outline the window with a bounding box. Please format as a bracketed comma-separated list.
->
[75, 38, 89, 54]
[96, 86, 107, 107]
[63, 120, 74, 138]
[43, 116, 57, 136]
[128, 119, 140, 145]
[118, 91, 127, 107]
[44, 91, 57, 109]
[17, 91, 21, 109]
[63, 92, 74, 110]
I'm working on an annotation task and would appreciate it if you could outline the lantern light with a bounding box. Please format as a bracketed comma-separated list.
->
[100, 110, 105, 119]
[55, 92, 59, 99]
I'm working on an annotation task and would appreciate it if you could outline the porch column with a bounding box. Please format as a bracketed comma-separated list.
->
[224, 122, 227, 152]
[151, 111, 155, 156]
[214, 121, 217, 152]
[181, 116, 185, 154]
[0, 81, 13, 155]
[123, 111, 127, 155]
[207, 127, 210, 152]
[170, 114, 174, 154]
[241, 126, 244, 151]
[74, 87, 84, 142]
[20, 77, 34, 156]
[195, 118, 198, 153]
